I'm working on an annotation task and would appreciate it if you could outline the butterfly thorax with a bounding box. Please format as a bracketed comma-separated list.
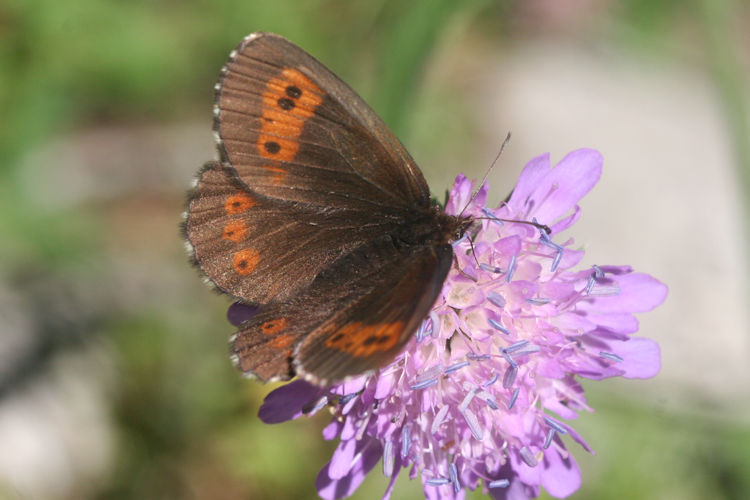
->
[393, 205, 472, 248]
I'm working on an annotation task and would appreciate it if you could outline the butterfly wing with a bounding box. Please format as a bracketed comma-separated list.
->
[293, 244, 453, 384]
[214, 32, 431, 211]
[188, 33, 442, 304]
[230, 235, 453, 384]
[191, 32, 466, 383]
[185, 162, 406, 303]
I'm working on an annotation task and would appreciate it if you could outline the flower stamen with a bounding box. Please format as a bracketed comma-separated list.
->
[488, 479, 510, 488]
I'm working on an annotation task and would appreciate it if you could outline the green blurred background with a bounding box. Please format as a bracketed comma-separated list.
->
[1, 1, 748, 499]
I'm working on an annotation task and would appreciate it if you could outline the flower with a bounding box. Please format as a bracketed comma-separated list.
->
[243, 149, 667, 499]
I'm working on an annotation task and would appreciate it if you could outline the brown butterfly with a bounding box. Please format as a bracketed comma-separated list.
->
[184, 32, 471, 386]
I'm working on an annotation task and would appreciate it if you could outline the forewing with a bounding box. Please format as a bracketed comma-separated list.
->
[185, 162, 398, 304]
[230, 235, 453, 384]
[214, 32, 431, 212]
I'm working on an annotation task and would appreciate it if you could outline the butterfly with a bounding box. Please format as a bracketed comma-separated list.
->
[184, 32, 472, 386]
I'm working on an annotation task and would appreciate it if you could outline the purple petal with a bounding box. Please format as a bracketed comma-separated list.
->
[446, 174, 473, 215]
[381, 452, 402, 500]
[329, 439, 357, 479]
[330, 375, 368, 396]
[227, 301, 259, 326]
[444, 279, 485, 308]
[340, 416, 357, 441]
[509, 446, 540, 486]
[540, 447, 581, 498]
[323, 420, 343, 441]
[528, 149, 603, 224]
[316, 438, 383, 500]
[551, 312, 596, 334]
[555, 247, 585, 270]
[258, 380, 325, 424]
[374, 369, 398, 399]
[471, 180, 489, 212]
[423, 475, 466, 500]
[507, 153, 552, 214]
[585, 312, 640, 333]
[556, 421, 594, 454]
[490, 461, 539, 500]
[608, 337, 661, 379]
[582, 273, 668, 313]
[549, 204, 581, 234]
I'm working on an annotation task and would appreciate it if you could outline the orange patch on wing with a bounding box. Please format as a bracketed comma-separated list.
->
[222, 220, 248, 243]
[225, 192, 256, 214]
[233, 248, 260, 275]
[268, 333, 295, 349]
[256, 68, 324, 162]
[280, 69, 324, 111]
[264, 165, 287, 184]
[257, 134, 299, 162]
[325, 321, 404, 357]
[261, 318, 288, 335]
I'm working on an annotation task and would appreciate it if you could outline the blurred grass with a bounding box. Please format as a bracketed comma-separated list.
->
[0, 0, 749, 499]
[698, 0, 750, 226]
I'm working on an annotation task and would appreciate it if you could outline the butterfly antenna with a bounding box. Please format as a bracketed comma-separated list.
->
[458, 132, 512, 217]
[467, 232, 481, 270]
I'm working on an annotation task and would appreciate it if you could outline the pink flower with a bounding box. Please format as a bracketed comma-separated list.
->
[248, 149, 667, 499]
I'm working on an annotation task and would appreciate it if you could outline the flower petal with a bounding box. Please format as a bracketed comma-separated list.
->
[446, 174, 473, 215]
[582, 273, 668, 313]
[381, 452, 402, 500]
[506, 153, 552, 214]
[529, 149, 603, 224]
[585, 312, 640, 334]
[329, 439, 357, 479]
[549, 204, 581, 234]
[258, 380, 325, 424]
[607, 337, 661, 379]
[323, 420, 343, 441]
[540, 446, 581, 498]
[316, 438, 383, 500]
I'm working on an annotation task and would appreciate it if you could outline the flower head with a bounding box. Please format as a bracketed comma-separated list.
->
[248, 149, 667, 499]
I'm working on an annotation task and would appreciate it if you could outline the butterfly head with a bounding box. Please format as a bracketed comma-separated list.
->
[430, 205, 474, 245]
